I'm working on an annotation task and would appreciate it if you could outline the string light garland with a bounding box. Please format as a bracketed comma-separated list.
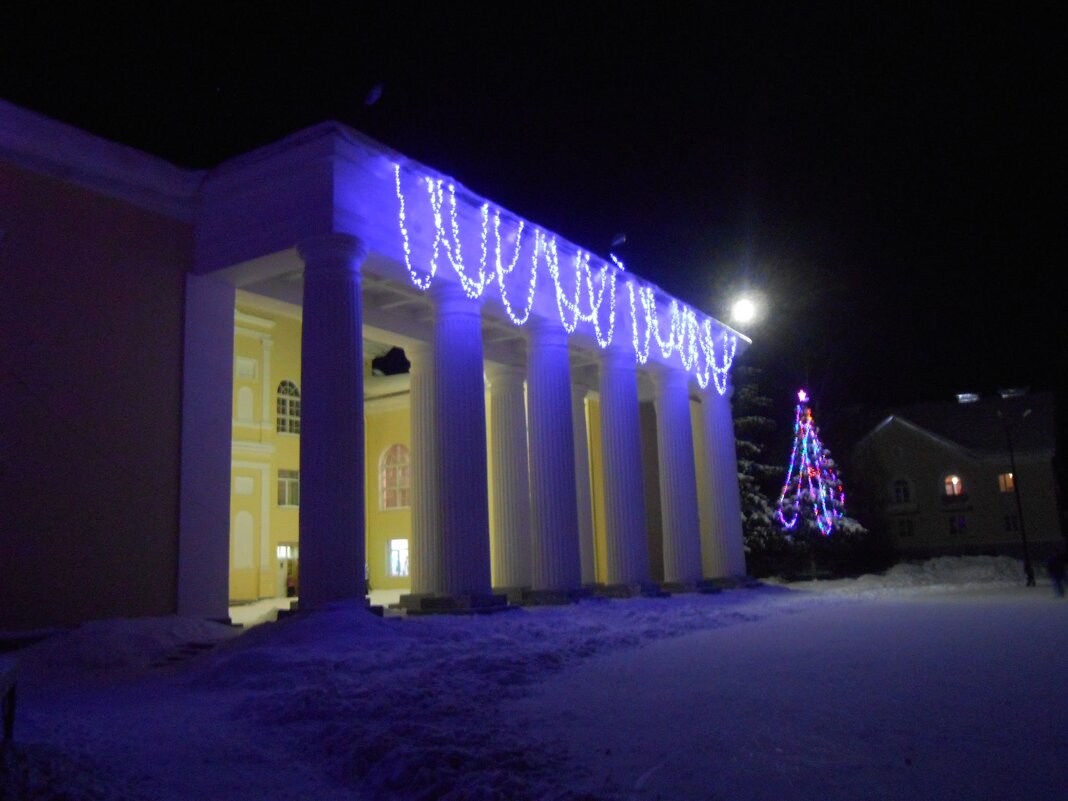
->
[493, 213, 535, 325]
[775, 389, 847, 535]
[393, 163, 737, 392]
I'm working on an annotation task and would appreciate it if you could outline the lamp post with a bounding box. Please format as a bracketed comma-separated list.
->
[997, 406, 1035, 587]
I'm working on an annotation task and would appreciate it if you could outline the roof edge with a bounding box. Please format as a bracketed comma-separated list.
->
[0, 98, 203, 221]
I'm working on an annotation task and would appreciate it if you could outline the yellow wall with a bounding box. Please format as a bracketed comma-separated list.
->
[364, 404, 413, 591]
[587, 396, 610, 583]
[228, 295, 415, 602]
[229, 304, 304, 602]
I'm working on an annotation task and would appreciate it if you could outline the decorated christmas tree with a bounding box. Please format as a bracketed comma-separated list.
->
[775, 389, 864, 541]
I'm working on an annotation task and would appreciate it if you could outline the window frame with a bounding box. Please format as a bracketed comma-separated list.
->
[278, 468, 300, 507]
[276, 380, 301, 435]
[379, 443, 411, 511]
[388, 538, 410, 577]
[943, 474, 965, 497]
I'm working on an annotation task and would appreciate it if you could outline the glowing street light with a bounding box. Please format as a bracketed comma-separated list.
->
[731, 296, 758, 326]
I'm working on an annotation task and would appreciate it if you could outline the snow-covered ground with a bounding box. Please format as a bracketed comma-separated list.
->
[2, 556, 1065, 800]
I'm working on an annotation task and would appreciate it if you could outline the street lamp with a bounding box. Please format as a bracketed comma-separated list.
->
[997, 405, 1035, 587]
[730, 293, 766, 329]
[731, 297, 757, 325]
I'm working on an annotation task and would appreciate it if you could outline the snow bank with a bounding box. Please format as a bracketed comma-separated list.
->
[17, 614, 238, 678]
[780, 554, 1031, 595]
[0, 743, 146, 801]
[1, 557, 1044, 801]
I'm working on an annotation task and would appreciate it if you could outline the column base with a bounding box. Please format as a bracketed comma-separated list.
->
[703, 575, 761, 590]
[401, 593, 514, 615]
[519, 587, 593, 606]
[287, 597, 383, 618]
[396, 592, 436, 611]
[659, 581, 715, 595]
[492, 586, 532, 605]
[593, 582, 668, 599]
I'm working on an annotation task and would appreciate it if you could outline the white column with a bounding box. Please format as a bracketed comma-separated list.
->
[598, 344, 649, 585]
[296, 234, 367, 608]
[486, 363, 532, 589]
[527, 318, 582, 591]
[572, 382, 597, 585]
[700, 385, 747, 577]
[431, 282, 492, 597]
[177, 274, 235, 620]
[653, 369, 703, 585]
[407, 342, 441, 595]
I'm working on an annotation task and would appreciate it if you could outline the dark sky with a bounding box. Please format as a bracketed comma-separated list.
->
[2, 3, 1064, 444]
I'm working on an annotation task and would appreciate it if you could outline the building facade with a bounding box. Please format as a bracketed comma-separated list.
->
[1, 99, 749, 631]
[850, 392, 1063, 561]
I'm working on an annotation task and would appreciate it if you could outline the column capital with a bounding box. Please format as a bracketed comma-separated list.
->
[599, 341, 636, 371]
[703, 382, 735, 401]
[430, 279, 482, 317]
[296, 234, 367, 273]
[651, 366, 691, 394]
[527, 314, 568, 347]
[485, 361, 526, 387]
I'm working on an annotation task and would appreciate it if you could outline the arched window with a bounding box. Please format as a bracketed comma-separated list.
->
[276, 381, 300, 434]
[943, 474, 964, 497]
[380, 444, 410, 510]
[892, 479, 911, 503]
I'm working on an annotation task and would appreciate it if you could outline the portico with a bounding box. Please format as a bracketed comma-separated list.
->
[179, 122, 749, 619]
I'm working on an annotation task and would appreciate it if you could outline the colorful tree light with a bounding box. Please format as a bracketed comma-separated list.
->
[775, 389, 847, 535]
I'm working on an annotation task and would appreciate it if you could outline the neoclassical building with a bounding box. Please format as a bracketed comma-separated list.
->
[0, 99, 748, 631]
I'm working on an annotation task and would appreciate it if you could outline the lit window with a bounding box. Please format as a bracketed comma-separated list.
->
[379, 444, 411, 510]
[998, 473, 1015, 493]
[893, 479, 911, 503]
[276, 381, 301, 434]
[1004, 514, 1019, 533]
[948, 515, 967, 536]
[389, 538, 410, 577]
[278, 469, 300, 506]
[944, 475, 964, 496]
[897, 518, 915, 538]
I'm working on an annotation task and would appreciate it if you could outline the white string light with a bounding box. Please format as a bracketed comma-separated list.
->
[393, 163, 737, 392]
[394, 164, 435, 290]
[494, 213, 535, 325]
[627, 280, 652, 365]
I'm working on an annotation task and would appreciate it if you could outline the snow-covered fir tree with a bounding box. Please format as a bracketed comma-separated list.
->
[730, 366, 783, 557]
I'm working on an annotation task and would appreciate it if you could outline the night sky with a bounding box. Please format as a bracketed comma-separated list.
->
[2, 3, 1064, 447]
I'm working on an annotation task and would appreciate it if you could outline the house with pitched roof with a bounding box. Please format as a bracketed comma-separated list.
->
[850, 391, 1064, 563]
